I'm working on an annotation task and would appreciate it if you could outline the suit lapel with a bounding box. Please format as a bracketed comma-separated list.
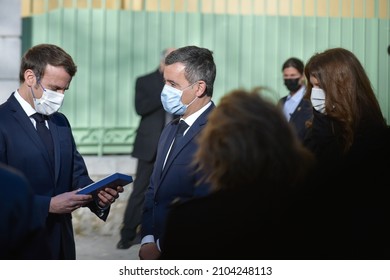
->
[47, 117, 61, 184]
[290, 105, 301, 121]
[154, 120, 178, 179]
[9, 95, 55, 180]
[159, 102, 215, 181]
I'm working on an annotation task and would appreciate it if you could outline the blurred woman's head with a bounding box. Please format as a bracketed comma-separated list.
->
[194, 88, 314, 192]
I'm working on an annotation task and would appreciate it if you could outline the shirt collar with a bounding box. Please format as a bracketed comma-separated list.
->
[14, 90, 36, 117]
[288, 85, 306, 102]
[181, 101, 212, 127]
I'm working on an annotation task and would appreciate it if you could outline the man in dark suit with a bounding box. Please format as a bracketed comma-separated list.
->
[159, 88, 317, 260]
[138, 46, 216, 260]
[278, 57, 313, 142]
[0, 44, 123, 259]
[117, 48, 176, 249]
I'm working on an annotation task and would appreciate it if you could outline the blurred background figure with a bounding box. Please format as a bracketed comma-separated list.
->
[304, 47, 390, 259]
[278, 57, 313, 142]
[117, 48, 176, 250]
[0, 163, 50, 259]
[160, 88, 316, 260]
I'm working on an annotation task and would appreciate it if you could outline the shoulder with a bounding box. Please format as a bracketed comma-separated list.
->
[205, 101, 216, 114]
[0, 103, 10, 118]
[167, 196, 208, 223]
[0, 94, 15, 113]
[300, 98, 312, 107]
[137, 69, 160, 81]
[203, 102, 216, 118]
[0, 97, 23, 130]
[188, 102, 215, 128]
[0, 164, 30, 191]
[169, 192, 222, 215]
[279, 96, 287, 103]
[49, 112, 71, 127]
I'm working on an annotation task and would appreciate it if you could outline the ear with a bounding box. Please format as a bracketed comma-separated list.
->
[195, 80, 207, 97]
[24, 69, 37, 87]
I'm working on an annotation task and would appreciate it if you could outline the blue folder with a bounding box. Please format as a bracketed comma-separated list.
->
[76, 172, 133, 195]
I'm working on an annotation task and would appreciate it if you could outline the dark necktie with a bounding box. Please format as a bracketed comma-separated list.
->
[166, 120, 189, 165]
[31, 113, 54, 165]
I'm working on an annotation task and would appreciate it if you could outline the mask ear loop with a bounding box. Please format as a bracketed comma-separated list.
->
[36, 77, 46, 92]
[30, 75, 45, 100]
[30, 86, 38, 99]
[185, 96, 197, 108]
[183, 81, 200, 108]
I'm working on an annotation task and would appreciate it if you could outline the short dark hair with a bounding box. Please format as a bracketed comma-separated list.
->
[282, 57, 304, 75]
[19, 44, 77, 82]
[165, 46, 216, 97]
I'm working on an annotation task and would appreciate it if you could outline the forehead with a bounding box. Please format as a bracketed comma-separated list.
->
[42, 64, 72, 88]
[283, 66, 300, 76]
[163, 62, 187, 84]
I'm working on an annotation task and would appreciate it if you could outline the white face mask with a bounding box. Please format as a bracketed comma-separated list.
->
[161, 83, 197, 115]
[31, 85, 64, 115]
[311, 87, 326, 114]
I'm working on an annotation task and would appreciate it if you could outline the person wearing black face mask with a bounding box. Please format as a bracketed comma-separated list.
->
[277, 57, 313, 142]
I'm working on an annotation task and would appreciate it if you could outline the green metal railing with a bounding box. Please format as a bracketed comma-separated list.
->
[21, 0, 390, 155]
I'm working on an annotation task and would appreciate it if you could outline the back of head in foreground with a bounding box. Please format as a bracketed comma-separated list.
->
[160, 88, 317, 260]
[195, 88, 315, 193]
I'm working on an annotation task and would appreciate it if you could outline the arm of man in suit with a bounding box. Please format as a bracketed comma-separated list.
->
[69, 129, 124, 220]
[47, 186, 120, 219]
[86, 186, 124, 220]
[139, 172, 160, 259]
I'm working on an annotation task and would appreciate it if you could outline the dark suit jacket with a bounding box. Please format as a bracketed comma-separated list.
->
[302, 109, 390, 259]
[141, 102, 215, 243]
[278, 96, 313, 142]
[0, 93, 109, 259]
[160, 187, 318, 260]
[132, 69, 171, 162]
[0, 163, 50, 259]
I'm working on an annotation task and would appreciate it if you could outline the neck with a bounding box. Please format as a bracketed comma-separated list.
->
[183, 96, 211, 118]
[18, 84, 35, 108]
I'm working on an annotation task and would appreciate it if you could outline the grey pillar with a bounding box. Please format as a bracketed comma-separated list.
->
[0, 0, 21, 104]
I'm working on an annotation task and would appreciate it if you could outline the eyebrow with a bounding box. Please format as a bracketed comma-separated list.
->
[165, 79, 179, 86]
[46, 83, 69, 91]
